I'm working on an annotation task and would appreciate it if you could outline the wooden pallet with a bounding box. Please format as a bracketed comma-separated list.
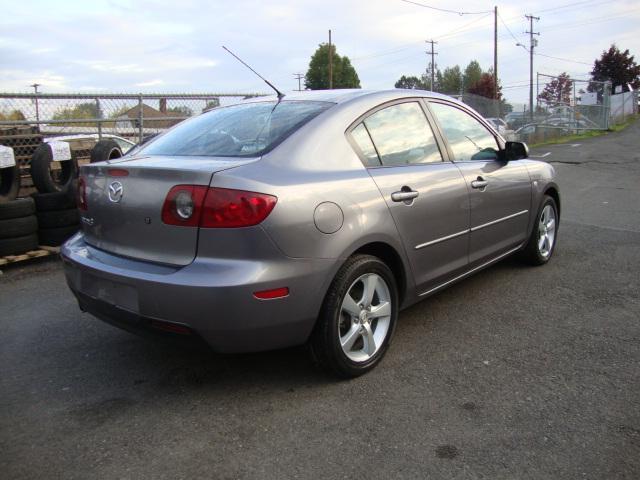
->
[0, 246, 60, 269]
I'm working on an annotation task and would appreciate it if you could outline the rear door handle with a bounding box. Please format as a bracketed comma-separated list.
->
[471, 177, 488, 189]
[391, 190, 419, 202]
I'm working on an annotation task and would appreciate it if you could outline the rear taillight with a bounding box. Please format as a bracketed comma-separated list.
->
[77, 176, 88, 211]
[161, 185, 208, 227]
[161, 186, 277, 228]
[200, 188, 277, 228]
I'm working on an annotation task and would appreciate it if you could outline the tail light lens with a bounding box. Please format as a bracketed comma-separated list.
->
[162, 186, 277, 228]
[161, 185, 208, 227]
[200, 188, 277, 228]
[77, 176, 88, 211]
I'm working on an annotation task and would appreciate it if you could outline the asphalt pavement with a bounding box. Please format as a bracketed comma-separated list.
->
[1, 121, 639, 479]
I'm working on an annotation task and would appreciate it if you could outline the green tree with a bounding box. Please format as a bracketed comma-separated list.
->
[590, 44, 640, 93]
[305, 43, 361, 90]
[538, 72, 573, 105]
[167, 106, 193, 117]
[53, 102, 99, 120]
[394, 75, 428, 89]
[440, 66, 463, 94]
[0, 110, 26, 121]
[463, 61, 482, 91]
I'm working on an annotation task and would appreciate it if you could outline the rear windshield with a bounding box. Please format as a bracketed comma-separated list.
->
[138, 100, 333, 157]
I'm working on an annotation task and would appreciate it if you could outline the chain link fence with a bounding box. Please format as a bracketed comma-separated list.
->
[0, 92, 265, 178]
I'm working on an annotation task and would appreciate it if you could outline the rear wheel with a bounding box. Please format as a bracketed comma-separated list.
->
[519, 195, 559, 265]
[309, 254, 398, 378]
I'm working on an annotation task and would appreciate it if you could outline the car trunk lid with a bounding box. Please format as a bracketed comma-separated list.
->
[80, 155, 256, 265]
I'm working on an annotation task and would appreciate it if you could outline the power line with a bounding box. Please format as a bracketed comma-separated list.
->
[534, 53, 592, 66]
[399, 0, 491, 16]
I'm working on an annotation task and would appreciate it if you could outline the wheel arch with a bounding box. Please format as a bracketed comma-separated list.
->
[544, 185, 561, 219]
[350, 241, 409, 307]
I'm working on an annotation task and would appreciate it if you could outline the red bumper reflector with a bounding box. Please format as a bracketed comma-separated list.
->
[150, 320, 192, 335]
[253, 287, 289, 300]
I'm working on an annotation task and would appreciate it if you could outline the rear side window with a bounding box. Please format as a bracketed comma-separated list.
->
[139, 101, 333, 158]
[350, 124, 381, 167]
[362, 102, 442, 166]
[429, 102, 499, 161]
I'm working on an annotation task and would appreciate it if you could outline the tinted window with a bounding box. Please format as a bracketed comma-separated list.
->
[350, 123, 380, 167]
[429, 102, 499, 161]
[363, 102, 442, 166]
[139, 101, 332, 157]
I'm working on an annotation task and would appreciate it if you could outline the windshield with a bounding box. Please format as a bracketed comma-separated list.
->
[138, 100, 333, 157]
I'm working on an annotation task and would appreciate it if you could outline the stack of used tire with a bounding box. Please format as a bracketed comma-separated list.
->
[0, 146, 39, 256]
[30, 143, 80, 247]
[0, 198, 39, 256]
[33, 189, 79, 247]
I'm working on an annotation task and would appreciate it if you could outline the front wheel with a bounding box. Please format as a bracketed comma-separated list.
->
[519, 195, 559, 265]
[309, 254, 398, 378]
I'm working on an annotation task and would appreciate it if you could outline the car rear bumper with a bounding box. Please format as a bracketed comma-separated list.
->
[61, 233, 335, 353]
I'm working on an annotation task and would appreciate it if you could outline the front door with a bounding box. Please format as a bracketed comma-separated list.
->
[428, 101, 532, 266]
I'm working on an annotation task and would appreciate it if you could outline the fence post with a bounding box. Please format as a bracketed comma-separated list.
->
[96, 98, 102, 140]
[138, 94, 143, 144]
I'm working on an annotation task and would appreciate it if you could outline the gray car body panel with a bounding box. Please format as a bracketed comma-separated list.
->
[62, 89, 559, 353]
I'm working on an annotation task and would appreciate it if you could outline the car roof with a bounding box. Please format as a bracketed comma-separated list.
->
[244, 89, 458, 105]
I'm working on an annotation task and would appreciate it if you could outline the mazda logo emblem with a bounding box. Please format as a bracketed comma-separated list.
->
[108, 181, 124, 203]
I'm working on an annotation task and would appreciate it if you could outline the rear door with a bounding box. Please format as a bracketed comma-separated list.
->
[348, 100, 470, 294]
[427, 101, 532, 266]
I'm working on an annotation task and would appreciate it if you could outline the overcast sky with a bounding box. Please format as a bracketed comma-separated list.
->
[1, 0, 639, 106]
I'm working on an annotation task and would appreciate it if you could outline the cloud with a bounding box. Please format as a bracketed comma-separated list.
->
[0, 0, 638, 103]
[135, 79, 164, 87]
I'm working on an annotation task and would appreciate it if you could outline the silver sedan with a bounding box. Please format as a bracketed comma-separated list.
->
[62, 89, 560, 377]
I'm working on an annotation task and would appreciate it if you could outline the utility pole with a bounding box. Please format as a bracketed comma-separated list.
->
[494, 6, 498, 114]
[30, 83, 41, 123]
[293, 73, 304, 91]
[328, 29, 333, 89]
[426, 40, 438, 91]
[525, 14, 540, 121]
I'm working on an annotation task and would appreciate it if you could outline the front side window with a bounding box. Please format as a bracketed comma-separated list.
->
[429, 102, 499, 161]
[139, 101, 333, 157]
[361, 102, 443, 166]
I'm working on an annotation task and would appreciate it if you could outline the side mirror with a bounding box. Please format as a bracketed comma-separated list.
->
[504, 141, 529, 161]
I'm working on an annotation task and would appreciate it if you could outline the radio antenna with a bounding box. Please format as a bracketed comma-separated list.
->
[222, 46, 285, 100]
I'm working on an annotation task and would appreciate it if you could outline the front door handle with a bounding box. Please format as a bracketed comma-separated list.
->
[391, 189, 419, 203]
[471, 177, 488, 189]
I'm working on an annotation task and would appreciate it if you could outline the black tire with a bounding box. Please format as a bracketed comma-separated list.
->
[38, 224, 79, 247]
[32, 190, 77, 211]
[309, 254, 398, 378]
[0, 234, 39, 256]
[36, 209, 79, 228]
[30, 143, 77, 194]
[0, 164, 21, 203]
[519, 195, 559, 266]
[0, 215, 38, 239]
[90, 139, 123, 163]
[0, 197, 35, 220]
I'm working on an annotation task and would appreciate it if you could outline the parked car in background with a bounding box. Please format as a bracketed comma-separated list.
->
[485, 117, 508, 133]
[61, 89, 560, 378]
[44, 134, 135, 155]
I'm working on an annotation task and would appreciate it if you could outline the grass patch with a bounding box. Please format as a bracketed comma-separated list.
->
[529, 114, 639, 148]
